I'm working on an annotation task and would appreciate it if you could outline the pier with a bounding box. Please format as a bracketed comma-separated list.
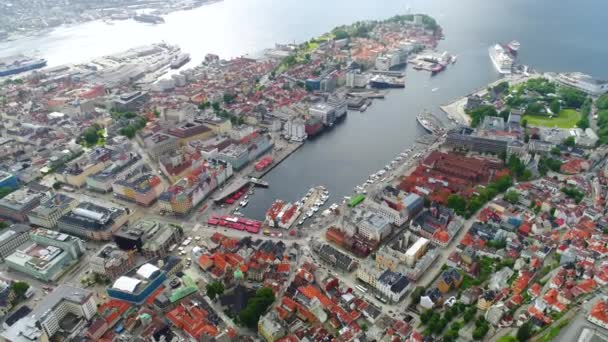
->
[346, 90, 387, 99]
[212, 177, 269, 203]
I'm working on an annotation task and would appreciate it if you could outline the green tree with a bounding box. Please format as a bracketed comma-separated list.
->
[239, 287, 275, 329]
[410, 286, 425, 305]
[521, 118, 528, 128]
[468, 105, 498, 127]
[559, 86, 586, 108]
[597, 93, 608, 110]
[223, 93, 236, 104]
[563, 136, 576, 147]
[472, 318, 490, 340]
[550, 147, 561, 156]
[0, 187, 14, 199]
[206, 281, 225, 300]
[211, 102, 221, 112]
[11, 281, 30, 302]
[577, 115, 590, 130]
[549, 99, 561, 114]
[516, 321, 534, 342]
[463, 307, 477, 322]
[447, 195, 467, 216]
[82, 126, 100, 146]
[561, 187, 585, 203]
[119, 125, 137, 139]
[525, 102, 543, 115]
[333, 29, 350, 40]
[52, 182, 61, 190]
[420, 309, 434, 324]
[497, 336, 517, 342]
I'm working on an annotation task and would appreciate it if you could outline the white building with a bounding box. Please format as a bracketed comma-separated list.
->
[365, 199, 408, 226]
[283, 118, 307, 142]
[405, 237, 430, 267]
[309, 103, 335, 126]
[34, 285, 96, 338]
[346, 70, 368, 88]
[349, 208, 392, 242]
[547, 72, 608, 96]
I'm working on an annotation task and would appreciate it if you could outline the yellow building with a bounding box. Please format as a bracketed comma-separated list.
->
[258, 314, 285, 342]
[375, 246, 401, 272]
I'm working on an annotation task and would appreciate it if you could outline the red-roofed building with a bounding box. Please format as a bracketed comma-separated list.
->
[198, 255, 213, 270]
[98, 299, 131, 327]
[528, 283, 542, 298]
[507, 294, 523, 309]
[146, 286, 165, 307]
[572, 279, 597, 297]
[588, 300, 608, 329]
[512, 271, 533, 295]
[166, 303, 218, 340]
[277, 263, 290, 274]
[528, 306, 552, 326]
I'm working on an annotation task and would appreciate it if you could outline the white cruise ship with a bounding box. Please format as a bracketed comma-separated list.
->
[488, 44, 514, 74]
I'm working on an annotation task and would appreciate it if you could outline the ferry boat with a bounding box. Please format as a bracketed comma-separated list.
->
[488, 44, 514, 75]
[369, 75, 405, 89]
[0, 55, 47, 77]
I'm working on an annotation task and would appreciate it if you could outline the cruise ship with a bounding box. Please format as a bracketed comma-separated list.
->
[369, 75, 405, 89]
[507, 40, 521, 54]
[0, 55, 47, 77]
[488, 44, 514, 75]
[170, 53, 190, 69]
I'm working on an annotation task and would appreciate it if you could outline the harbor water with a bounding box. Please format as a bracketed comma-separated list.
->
[2, 0, 607, 219]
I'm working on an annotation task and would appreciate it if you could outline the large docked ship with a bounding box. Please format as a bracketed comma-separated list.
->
[0, 55, 47, 77]
[134, 14, 165, 24]
[304, 116, 324, 137]
[488, 44, 514, 75]
[170, 53, 191, 69]
[369, 75, 405, 89]
[507, 40, 521, 55]
[416, 112, 441, 134]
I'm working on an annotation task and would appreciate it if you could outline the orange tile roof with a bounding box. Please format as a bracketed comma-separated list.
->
[277, 263, 290, 274]
[166, 304, 218, 340]
[590, 300, 608, 325]
[198, 255, 213, 270]
[576, 278, 597, 293]
[298, 285, 333, 308]
[146, 286, 165, 306]
[282, 297, 298, 311]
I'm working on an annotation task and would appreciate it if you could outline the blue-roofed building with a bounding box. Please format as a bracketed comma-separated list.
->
[0, 171, 18, 190]
[107, 263, 166, 304]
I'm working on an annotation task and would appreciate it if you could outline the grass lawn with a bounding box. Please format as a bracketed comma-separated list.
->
[523, 109, 581, 128]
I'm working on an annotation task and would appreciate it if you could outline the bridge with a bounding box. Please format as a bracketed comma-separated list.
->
[211, 177, 269, 202]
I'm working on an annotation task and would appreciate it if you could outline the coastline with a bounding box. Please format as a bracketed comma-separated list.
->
[0, 0, 224, 43]
[441, 73, 542, 126]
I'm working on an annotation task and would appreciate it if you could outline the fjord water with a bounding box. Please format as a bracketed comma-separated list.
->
[2, 0, 606, 219]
